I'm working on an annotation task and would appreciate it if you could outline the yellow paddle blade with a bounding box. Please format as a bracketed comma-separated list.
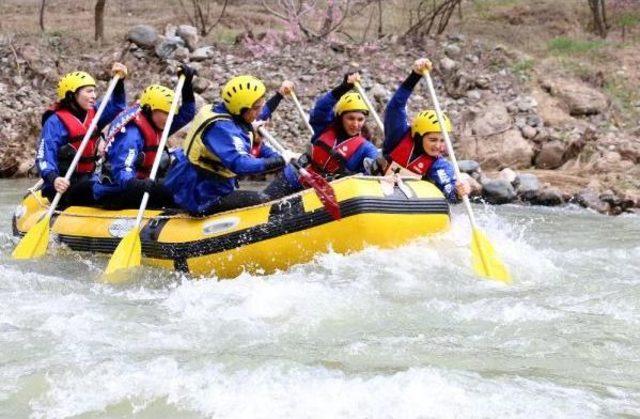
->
[103, 227, 142, 281]
[471, 228, 511, 283]
[12, 215, 51, 260]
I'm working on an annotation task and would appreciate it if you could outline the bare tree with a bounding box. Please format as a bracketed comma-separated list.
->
[402, 0, 463, 39]
[95, 0, 107, 42]
[261, 0, 375, 41]
[588, 0, 608, 38]
[177, 0, 229, 36]
[39, 0, 47, 32]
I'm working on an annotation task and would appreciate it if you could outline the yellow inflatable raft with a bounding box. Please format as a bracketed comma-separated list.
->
[12, 176, 450, 278]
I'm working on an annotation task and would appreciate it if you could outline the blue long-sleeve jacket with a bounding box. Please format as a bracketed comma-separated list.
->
[92, 100, 196, 200]
[384, 76, 458, 203]
[164, 102, 281, 214]
[283, 90, 379, 188]
[36, 80, 126, 193]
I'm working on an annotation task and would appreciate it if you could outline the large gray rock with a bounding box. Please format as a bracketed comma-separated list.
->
[155, 36, 186, 59]
[514, 173, 540, 201]
[126, 25, 158, 48]
[177, 25, 199, 51]
[458, 160, 480, 174]
[440, 57, 458, 73]
[542, 77, 609, 116]
[534, 140, 565, 169]
[481, 179, 516, 204]
[444, 44, 462, 58]
[576, 188, 610, 213]
[190, 46, 215, 62]
[530, 187, 564, 206]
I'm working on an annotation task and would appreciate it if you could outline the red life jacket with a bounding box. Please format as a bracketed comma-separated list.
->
[309, 126, 367, 174]
[387, 132, 435, 176]
[45, 105, 99, 174]
[132, 113, 160, 179]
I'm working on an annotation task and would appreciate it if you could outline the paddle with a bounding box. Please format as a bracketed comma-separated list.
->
[257, 126, 341, 220]
[12, 74, 122, 260]
[354, 81, 385, 133]
[103, 75, 186, 280]
[422, 72, 511, 283]
[289, 91, 314, 135]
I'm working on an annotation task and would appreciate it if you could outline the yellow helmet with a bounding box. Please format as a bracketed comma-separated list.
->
[335, 92, 368, 116]
[221, 75, 266, 116]
[139, 84, 174, 113]
[56, 71, 96, 101]
[411, 110, 452, 136]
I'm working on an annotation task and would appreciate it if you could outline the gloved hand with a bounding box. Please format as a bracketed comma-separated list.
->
[281, 149, 301, 164]
[343, 71, 361, 86]
[128, 178, 157, 194]
[333, 71, 360, 99]
[178, 63, 197, 82]
[363, 155, 388, 176]
[111, 62, 128, 78]
[251, 119, 268, 132]
[279, 80, 294, 96]
[412, 58, 432, 75]
[178, 64, 196, 102]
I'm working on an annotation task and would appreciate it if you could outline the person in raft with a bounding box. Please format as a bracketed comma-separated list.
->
[263, 72, 381, 199]
[36, 63, 128, 207]
[382, 58, 470, 202]
[163, 75, 299, 216]
[92, 64, 197, 209]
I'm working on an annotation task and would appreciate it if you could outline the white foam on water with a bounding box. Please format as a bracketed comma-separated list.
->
[29, 359, 635, 419]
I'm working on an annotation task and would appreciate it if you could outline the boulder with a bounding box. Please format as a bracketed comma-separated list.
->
[445, 44, 462, 58]
[177, 25, 199, 51]
[460, 126, 534, 170]
[190, 46, 215, 62]
[514, 173, 540, 201]
[173, 46, 190, 61]
[521, 125, 537, 139]
[531, 87, 573, 127]
[576, 188, 610, 213]
[481, 179, 516, 204]
[439, 57, 458, 73]
[460, 173, 482, 196]
[126, 25, 158, 48]
[458, 159, 480, 174]
[534, 140, 565, 169]
[530, 187, 564, 206]
[155, 36, 186, 59]
[497, 168, 517, 184]
[542, 77, 609, 116]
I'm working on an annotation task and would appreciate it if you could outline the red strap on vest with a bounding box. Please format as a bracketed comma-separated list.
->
[133, 114, 160, 178]
[310, 126, 367, 174]
[250, 142, 262, 157]
[387, 132, 435, 176]
[53, 106, 99, 173]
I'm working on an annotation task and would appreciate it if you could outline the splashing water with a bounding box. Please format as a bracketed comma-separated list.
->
[1, 179, 639, 418]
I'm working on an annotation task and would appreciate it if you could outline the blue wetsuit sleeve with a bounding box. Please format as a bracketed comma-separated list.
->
[203, 123, 275, 176]
[346, 140, 380, 173]
[96, 78, 126, 130]
[427, 157, 458, 203]
[169, 99, 196, 135]
[37, 115, 67, 183]
[107, 126, 141, 189]
[259, 92, 284, 121]
[258, 142, 279, 159]
[309, 91, 338, 141]
[383, 84, 413, 155]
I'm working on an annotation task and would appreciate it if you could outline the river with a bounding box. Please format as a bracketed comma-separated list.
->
[1, 178, 639, 418]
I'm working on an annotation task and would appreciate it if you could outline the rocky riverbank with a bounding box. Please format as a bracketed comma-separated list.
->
[0, 23, 638, 215]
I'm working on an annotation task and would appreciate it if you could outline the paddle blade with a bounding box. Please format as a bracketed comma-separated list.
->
[471, 228, 511, 283]
[299, 170, 341, 220]
[12, 215, 51, 260]
[104, 227, 142, 281]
